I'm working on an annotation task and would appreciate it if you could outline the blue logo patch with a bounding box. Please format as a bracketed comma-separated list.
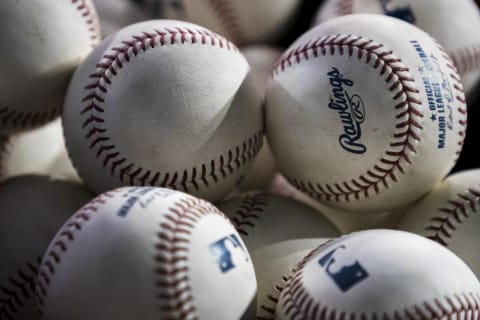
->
[318, 245, 369, 292]
[209, 234, 248, 273]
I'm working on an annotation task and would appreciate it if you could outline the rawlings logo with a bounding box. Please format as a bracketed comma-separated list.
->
[327, 67, 367, 154]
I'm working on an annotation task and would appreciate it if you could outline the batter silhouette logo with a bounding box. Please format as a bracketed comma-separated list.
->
[318, 245, 369, 292]
[209, 234, 249, 273]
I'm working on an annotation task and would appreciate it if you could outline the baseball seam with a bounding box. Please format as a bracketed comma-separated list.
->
[0, 0, 99, 130]
[0, 258, 41, 320]
[155, 196, 231, 318]
[34, 190, 119, 318]
[425, 186, 480, 246]
[229, 194, 269, 236]
[0, 104, 63, 133]
[330, 0, 480, 77]
[448, 43, 480, 76]
[256, 240, 334, 320]
[203, 0, 246, 44]
[80, 26, 263, 192]
[273, 33, 424, 203]
[278, 244, 480, 319]
[71, 0, 100, 48]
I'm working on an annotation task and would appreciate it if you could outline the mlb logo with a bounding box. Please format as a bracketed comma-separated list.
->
[209, 234, 249, 273]
[318, 245, 369, 292]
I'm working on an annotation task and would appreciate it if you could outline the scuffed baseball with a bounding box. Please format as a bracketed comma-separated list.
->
[266, 14, 467, 213]
[0, 119, 66, 181]
[313, 0, 480, 101]
[34, 186, 257, 319]
[0, 175, 94, 320]
[237, 46, 282, 191]
[63, 20, 263, 202]
[275, 230, 480, 319]
[135, 0, 302, 45]
[398, 169, 480, 278]
[0, 0, 100, 134]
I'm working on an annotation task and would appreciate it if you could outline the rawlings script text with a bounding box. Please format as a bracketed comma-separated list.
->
[327, 67, 367, 154]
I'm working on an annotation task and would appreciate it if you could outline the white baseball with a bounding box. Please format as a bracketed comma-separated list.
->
[92, 0, 151, 36]
[63, 20, 263, 202]
[135, 0, 302, 45]
[218, 192, 340, 251]
[252, 239, 332, 320]
[266, 14, 467, 213]
[275, 229, 480, 319]
[237, 46, 282, 192]
[398, 169, 480, 278]
[34, 186, 257, 320]
[313, 0, 480, 100]
[0, 175, 94, 320]
[0, 119, 66, 181]
[268, 174, 408, 233]
[0, 0, 100, 134]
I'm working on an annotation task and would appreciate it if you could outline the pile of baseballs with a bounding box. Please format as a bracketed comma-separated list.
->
[2, 0, 480, 319]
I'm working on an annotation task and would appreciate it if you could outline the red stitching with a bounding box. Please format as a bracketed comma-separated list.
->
[448, 43, 480, 75]
[0, 258, 41, 320]
[228, 194, 268, 236]
[34, 190, 119, 318]
[278, 247, 480, 319]
[71, 0, 100, 48]
[0, 103, 63, 132]
[0, 1, 99, 131]
[203, 0, 246, 44]
[256, 242, 332, 320]
[273, 34, 423, 203]
[425, 186, 480, 246]
[80, 26, 263, 192]
[155, 197, 230, 318]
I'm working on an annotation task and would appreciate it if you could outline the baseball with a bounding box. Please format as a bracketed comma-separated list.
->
[275, 229, 480, 319]
[0, 0, 100, 134]
[398, 169, 480, 278]
[0, 175, 94, 320]
[134, 0, 302, 45]
[218, 192, 340, 251]
[34, 186, 257, 319]
[252, 239, 332, 320]
[0, 119, 66, 181]
[313, 0, 480, 100]
[92, 0, 150, 36]
[268, 174, 408, 233]
[237, 46, 282, 192]
[266, 14, 467, 213]
[63, 20, 263, 202]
